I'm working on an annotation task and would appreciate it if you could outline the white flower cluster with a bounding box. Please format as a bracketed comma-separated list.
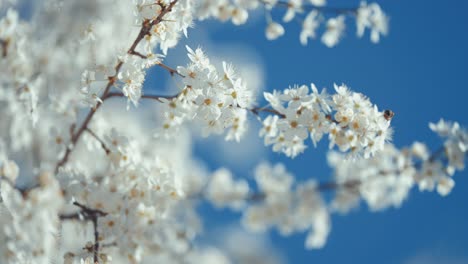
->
[244, 163, 330, 249]
[204, 162, 330, 249]
[328, 145, 414, 212]
[79, 0, 195, 109]
[206, 168, 249, 210]
[0, 9, 39, 136]
[260, 83, 392, 158]
[0, 170, 64, 264]
[191, 0, 388, 47]
[156, 46, 254, 141]
[49, 109, 209, 263]
[299, 1, 389, 47]
[266, 1, 388, 47]
[133, 0, 194, 54]
[0, 0, 466, 263]
[320, 15, 346, 47]
[193, 0, 259, 25]
[58, 167, 186, 262]
[429, 119, 468, 175]
[356, 1, 389, 43]
[328, 120, 468, 213]
[204, 121, 467, 250]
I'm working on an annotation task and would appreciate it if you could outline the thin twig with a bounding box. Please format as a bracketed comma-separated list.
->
[156, 62, 183, 77]
[105, 90, 289, 119]
[250, 106, 286, 118]
[129, 50, 147, 59]
[59, 201, 107, 263]
[0, 38, 9, 57]
[104, 91, 180, 102]
[246, 179, 360, 202]
[92, 216, 99, 263]
[85, 128, 111, 155]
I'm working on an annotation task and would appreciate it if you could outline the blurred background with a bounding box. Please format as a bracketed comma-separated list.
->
[146, 0, 468, 263]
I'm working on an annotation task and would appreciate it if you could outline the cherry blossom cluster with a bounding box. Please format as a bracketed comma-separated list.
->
[259, 83, 392, 158]
[1, 2, 218, 262]
[193, 0, 388, 47]
[328, 119, 468, 213]
[0, 0, 467, 263]
[0, 167, 63, 263]
[35, 108, 216, 263]
[156, 46, 254, 141]
[80, 0, 194, 109]
[204, 162, 330, 249]
[152, 49, 391, 158]
[133, 0, 194, 54]
[203, 121, 467, 249]
[0, 9, 39, 133]
[244, 163, 330, 249]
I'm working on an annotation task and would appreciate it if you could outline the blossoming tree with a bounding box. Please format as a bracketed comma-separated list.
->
[0, 0, 466, 263]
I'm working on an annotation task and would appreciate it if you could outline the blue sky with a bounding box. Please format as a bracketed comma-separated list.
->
[147, 0, 468, 263]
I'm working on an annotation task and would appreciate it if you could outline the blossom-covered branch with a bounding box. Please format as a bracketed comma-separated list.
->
[55, 0, 180, 174]
[0, 0, 466, 263]
[60, 201, 107, 263]
[195, 0, 388, 46]
[203, 119, 468, 248]
[126, 46, 393, 158]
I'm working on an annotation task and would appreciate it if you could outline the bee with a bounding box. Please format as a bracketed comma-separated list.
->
[383, 110, 395, 121]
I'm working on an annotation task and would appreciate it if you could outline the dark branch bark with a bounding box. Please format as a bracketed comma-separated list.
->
[59, 201, 107, 263]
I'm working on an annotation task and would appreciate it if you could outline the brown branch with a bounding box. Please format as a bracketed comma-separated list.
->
[246, 179, 360, 202]
[54, 0, 179, 174]
[129, 50, 147, 59]
[54, 63, 121, 174]
[250, 106, 286, 118]
[101, 241, 118, 248]
[220, 144, 455, 204]
[92, 215, 100, 263]
[0, 38, 9, 58]
[59, 201, 107, 263]
[104, 90, 289, 119]
[59, 201, 107, 221]
[59, 212, 82, 221]
[156, 62, 183, 77]
[103, 91, 180, 102]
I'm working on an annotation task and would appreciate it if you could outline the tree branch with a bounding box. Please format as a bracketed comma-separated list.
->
[103, 91, 180, 102]
[245, 146, 453, 203]
[59, 201, 107, 263]
[156, 62, 183, 77]
[0, 38, 9, 57]
[54, 0, 180, 174]
[85, 128, 111, 155]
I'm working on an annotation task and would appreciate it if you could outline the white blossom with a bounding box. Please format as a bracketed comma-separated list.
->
[356, 2, 389, 43]
[321, 15, 345, 47]
[260, 83, 392, 158]
[266, 21, 285, 40]
[283, 0, 303, 23]
[206, 168, 249, 210]
[0, 1, 465, 263]
[300, 10, 320, 45]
